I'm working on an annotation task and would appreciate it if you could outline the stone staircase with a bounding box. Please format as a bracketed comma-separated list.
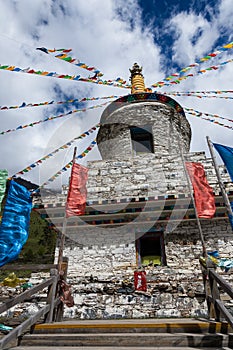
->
[10, 318, 233, 349]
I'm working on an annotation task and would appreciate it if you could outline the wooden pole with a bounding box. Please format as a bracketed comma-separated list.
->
[206, 136, 233, 219]
[57, 147, 77, 274]
[179, 143, 207, 257]
[183, 160, 207, 257]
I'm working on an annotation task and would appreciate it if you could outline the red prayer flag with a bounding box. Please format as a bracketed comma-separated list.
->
[134, 271, 147, 291]
[185, 162, 216, 218]
[66, 163, 88, 218]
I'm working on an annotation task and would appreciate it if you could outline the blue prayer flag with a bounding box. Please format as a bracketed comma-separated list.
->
[213, 143, 233, 229]
[228, 202, 233, 230]
[213, 143, 233, 182]
[0, 180, 32, 267]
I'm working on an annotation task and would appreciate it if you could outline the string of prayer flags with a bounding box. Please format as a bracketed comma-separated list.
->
[165, 90, 233, 95]
[37, 47, 128, 87]
[37, 47, 103, 77]
[175, 41, 233, 73]
[0, 170, 8, 207]
[76, 140, 97, 159]
[0, 63, 131, 89]
[0, 95, 119, 111]
[0, 102, 107, 135]
[213, 143, 233, 182]
[151, 57, 233, 88]
[185, 162, 216, 219]
[13, 124, 99, 177]
[164, 92, 233, 100]
[0, 180, 32, 267]
[40, 160, 73, 187]
[40, 139, 97, 187]
[184, 108, 233, 130]
[184, 107, 233, 123]
[151, 41, 233, 88]
[66, 163, 88, 217]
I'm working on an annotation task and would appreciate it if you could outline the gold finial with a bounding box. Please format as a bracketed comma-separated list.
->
[129, 63, 146, 94]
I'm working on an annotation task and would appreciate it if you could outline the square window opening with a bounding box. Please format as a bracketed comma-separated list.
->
[136, 232, 166, 266]
[130, 125, 154, 154]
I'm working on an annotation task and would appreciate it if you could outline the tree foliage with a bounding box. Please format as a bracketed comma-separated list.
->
[19, 209, 57, 264]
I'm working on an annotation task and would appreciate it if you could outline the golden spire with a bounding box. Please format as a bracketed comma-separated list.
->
[129, 63, 146, 94]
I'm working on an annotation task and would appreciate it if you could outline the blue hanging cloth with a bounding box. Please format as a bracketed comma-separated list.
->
[213, 143, 233, 229]
[213, 143, 233, 182]
[228, 202, 233, 230]
[0, 180, 32, 267]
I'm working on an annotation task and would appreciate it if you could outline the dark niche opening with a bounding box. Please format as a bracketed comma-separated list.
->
[136, 231, 166, 266]
[130, 125, 154, 154]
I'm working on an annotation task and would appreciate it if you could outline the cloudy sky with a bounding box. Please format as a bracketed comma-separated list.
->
[0, 0, 233, 187]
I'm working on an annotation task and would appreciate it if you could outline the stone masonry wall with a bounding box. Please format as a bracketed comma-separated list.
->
[39, 151, 233, 320]
[97, 102, 191, 159]
[59, 218, 233, 320]
[86, 151, 233, 201]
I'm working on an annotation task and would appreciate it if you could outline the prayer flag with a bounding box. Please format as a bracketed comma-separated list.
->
[0, 180, 32, 267]
[213, 143, 233, 182]
[134, 271, 147, 291]
[186, 162, 216, 218]
[66, 163, 88, 218]
[0, 170, 8, 207]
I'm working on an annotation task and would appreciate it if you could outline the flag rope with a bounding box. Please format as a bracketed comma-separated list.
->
[1, 90, 233, 112]
[185, 108, 233, 130]
[40, 139, 97, 188]
[0, 63, 131, 89]
[12, 124, 99, 177]
[0, 95, 120, 111]
[0, 102, 108, 135]
[184, 107, 233, 123]
[164, 90, 233, 95]
[164, 92, 233, 100]
[151, 41, 233, 88]
[151, 57, 233, 88]
[37, 47, 104, 77]
[37, 47, 129, 87]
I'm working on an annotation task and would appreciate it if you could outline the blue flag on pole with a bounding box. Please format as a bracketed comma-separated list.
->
[213, 143, 233, 182]
[0, 180, 32, 267]
[229, 203, 233, 229]
[213, 142, 233, 230]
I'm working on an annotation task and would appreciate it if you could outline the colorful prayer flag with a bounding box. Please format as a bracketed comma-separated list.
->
[0, 170, 8, 207]
[186, 162, 216, 218]
[0, 180, 32, 267]
[66, 163, 88, 218]
[213, 143, 233, 182]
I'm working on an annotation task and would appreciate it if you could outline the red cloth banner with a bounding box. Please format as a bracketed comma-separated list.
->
[134, 271, 147, 291]
[66, 163, 88, 218]
[185, 162, 216, 218]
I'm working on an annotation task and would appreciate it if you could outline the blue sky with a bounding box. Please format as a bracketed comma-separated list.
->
[0, 0, 233, 187]
[138, 0, 224, 70]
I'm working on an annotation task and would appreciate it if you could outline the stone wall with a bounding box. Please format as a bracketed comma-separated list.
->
[37, 150, 233, 320]
[86, 151, 232, 201]
[97, 100, 191, 159]
[57, 217, 233, 320]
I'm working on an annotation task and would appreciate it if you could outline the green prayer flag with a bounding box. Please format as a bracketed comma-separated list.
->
[0, 170, 8, 207]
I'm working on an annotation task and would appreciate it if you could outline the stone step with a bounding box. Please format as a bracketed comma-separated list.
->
[32, 319, 231, 334]
[19, 332, 229, 348]
[11, 347, 233, 350]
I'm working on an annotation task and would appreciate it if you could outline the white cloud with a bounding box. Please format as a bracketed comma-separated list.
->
[217, 0, 233, 38]
[0, 0, 232, 187]
[168, 12, 218, 65]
